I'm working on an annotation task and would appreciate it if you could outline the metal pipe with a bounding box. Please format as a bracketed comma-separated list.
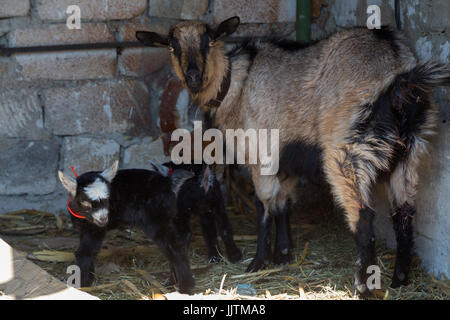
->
[0, 41, 143, 57]
[0, 39, 247, 57]
[296, 0, 311, 43]
[395, 0, 402, 30]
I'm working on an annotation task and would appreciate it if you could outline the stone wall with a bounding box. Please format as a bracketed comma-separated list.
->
[0, 1, 448, 277]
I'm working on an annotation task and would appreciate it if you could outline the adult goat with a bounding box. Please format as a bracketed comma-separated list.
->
[136, 17, 450, 295]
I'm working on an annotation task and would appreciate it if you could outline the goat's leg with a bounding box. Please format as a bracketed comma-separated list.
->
[324, 146, 380, 297]
[388, 158, 421, 288]
[174, 207, 192, 251]
[246, 196, 273, 272]
[147, 224, 194, 294]
[199, 211, 221, 263]
[211, 185, 242, 263]
[354, 207, 377, 296]
[75, 225, 106, 287]
[273, 203, 292, 265]
[391, 202, 415, 287]
[247, 172, 296, 272]
[156, 243, 194, 294]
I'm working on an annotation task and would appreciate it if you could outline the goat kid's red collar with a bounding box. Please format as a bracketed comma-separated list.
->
[67, 197, 86, 219]
[67, 165, 86, 219]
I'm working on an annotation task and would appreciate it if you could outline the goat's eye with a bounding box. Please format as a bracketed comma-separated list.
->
[168, 46, 174, 53]
[81, 201, 92, 208]
[209, 41, 215, 47]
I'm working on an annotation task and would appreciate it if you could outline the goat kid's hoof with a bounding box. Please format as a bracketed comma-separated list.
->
[177, 286, 194, 295]
[207, 255, 223, 264]
[273, 248, 291, 265]
[226, 246, 243, 263]
[390, 272, 409, 288]
[353, 283, 374, 299]
[80, 274, 95, 288]
[245, 258, 268, 273]
[177, 278, 195, 295]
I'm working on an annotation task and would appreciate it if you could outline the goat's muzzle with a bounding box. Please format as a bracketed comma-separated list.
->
[186, 69, 202, 93]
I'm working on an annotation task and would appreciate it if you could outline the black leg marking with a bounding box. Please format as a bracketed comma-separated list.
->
[145, 224, 194, 294]
[273, 204, 292, 265]
[391, 202, 415, 288]
[246, 197, 272, 272]
[75, 225, 106, 287]
[212, 187, 242, 263]
[199, 211, 221, 263]
[354, 208, 376, 297]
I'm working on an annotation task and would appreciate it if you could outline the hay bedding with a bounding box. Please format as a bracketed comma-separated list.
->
[0, 197, 449, 300]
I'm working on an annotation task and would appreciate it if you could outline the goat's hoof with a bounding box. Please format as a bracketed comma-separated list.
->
[273, 249, 291, 265]
[80, 274, 95, 288]
[177, 277, 195, 295]
[353, 283, 373, 299]
[178, 286, 194, 295]
[226, 246, 242, 263]
[390, 273, 409, 288]
[207, 255, 223, 264]
[245, 258, 268, 273]
[80, 280, 94, 288]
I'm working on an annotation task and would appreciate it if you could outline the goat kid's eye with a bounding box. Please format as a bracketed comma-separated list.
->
[168, 46, 174, 53]
[209, 41, 215, 47]
[81, 201, 92, 208]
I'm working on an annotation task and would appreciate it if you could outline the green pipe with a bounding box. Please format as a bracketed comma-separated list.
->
[296, 0, 311, 43]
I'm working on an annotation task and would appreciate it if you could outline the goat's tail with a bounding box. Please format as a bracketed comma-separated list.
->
[404, 61, 450, 90]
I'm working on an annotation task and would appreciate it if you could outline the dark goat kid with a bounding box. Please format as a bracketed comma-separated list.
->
[58, 161, 195, 294]
[150, 161, 242, 263]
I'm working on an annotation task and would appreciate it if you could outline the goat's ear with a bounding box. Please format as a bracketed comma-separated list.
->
[200, 166, 215, 193]
[148, 160, 170, 176]
[101, 160, 119, 182]
[214, 16, 240, 40]
[170, 170, 195, 196]
[136, 31, 169, 47]
[58, 171, 77, 196]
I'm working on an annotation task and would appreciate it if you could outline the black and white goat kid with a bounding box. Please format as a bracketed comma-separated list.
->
[150, 161, 242, 263]
[58, 161, 195, 294]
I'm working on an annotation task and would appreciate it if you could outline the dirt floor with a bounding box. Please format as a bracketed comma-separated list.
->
[1, 189, 449, 300]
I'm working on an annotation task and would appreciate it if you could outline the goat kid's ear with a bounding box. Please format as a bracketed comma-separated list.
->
[101, 160, 119, 182]
[148, 160, 170, 176]
[171, 170, 195, 196]
[214, 16, 240, 40]
[200, 166, 215, 193]
[58, 171, 77, 196]
[136, 31, 169, 47]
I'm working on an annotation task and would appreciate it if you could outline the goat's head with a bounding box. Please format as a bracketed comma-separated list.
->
[58, 161, 119, 227]
[136, 17, 240, 99]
